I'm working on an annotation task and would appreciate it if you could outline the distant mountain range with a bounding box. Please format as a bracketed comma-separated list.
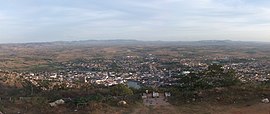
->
[2, 39, 270, 47]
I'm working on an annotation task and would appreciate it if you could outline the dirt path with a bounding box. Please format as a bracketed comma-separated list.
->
[130, 103, 270, 114]
[131, 105, 179, 114]
[222, 103, 270, 114]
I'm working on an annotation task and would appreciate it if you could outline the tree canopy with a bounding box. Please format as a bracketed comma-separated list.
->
[110, 84, 133, 96]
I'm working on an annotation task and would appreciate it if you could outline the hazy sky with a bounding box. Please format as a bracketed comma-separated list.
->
[0, 0, 270, 43]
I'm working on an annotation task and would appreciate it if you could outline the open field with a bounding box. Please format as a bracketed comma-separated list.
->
[1, 40, 270, 72]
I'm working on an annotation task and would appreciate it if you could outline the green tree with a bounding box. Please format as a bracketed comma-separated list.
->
[204, 64, 239, 87]
[110, 84, 133, 96]
[177, 64, 240, 91]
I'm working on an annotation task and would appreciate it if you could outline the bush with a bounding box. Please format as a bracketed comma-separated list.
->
[110, 84, 133, 96]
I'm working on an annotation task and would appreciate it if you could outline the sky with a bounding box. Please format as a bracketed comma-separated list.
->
[0, 0, 270, 43]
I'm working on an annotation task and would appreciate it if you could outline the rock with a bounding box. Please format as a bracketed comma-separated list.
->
[0, 111, 3, 114]
[118, 100, 127, 106]
[49, 102, 57, 107]
[261, 98, 269, 103]
[49, 99, 65, 107]
[54, 99, 65, 104]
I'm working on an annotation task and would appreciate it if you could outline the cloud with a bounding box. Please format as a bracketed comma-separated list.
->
[0, 0, 270, 42]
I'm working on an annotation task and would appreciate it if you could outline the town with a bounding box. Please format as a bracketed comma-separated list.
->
[1, 41, 270, 113]
[1, 48, 269, 91]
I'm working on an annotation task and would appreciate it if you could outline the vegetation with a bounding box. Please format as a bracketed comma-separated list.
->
[110, 84, 133, 97]
[171, 64, 239, 91]
[161, 64, 245, 105]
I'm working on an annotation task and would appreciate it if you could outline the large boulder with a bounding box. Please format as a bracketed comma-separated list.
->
[261, 98, 269, 103]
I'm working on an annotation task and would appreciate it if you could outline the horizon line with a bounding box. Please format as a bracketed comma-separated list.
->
[1, 39, 270, 45]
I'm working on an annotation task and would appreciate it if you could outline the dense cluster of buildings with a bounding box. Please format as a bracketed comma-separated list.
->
[1, 53, 270, 90]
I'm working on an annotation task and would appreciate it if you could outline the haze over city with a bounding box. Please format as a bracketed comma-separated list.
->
[0, 0, 270, 43]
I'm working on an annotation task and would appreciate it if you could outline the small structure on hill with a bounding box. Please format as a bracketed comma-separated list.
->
[152, 92, 159, 98]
